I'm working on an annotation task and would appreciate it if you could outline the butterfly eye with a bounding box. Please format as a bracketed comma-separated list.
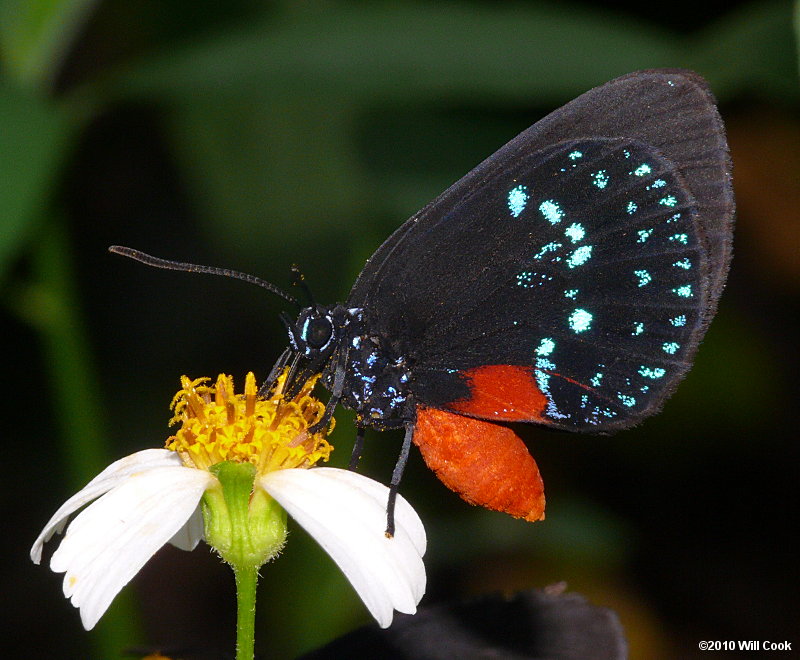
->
[305, 316, 334, 350]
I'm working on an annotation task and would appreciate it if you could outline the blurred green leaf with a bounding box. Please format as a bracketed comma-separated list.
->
[693, 0, 799, 101]
[0, 78, 71, 277]
[795, 0, 800, 74]
[0, 0, 99, 86]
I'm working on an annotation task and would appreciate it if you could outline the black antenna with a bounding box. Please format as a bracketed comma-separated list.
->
[290, 264, 316, 307]
[109, 246, 300, 307]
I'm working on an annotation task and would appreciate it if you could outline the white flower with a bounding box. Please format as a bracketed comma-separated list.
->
[31, 373, 426, 631]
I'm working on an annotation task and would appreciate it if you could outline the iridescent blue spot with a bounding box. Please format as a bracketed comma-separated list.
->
[564, 289, 578, 299]
[533, 241, 562, 260]
[507, 185, 529, 218]
[669, 233, 688, 244]
[638, 366, 666, 379]
[618, 394, 636, 407]
[564, 222, 585, 243]
[626, 201, 638, 215]
[581, 394, 589, 406]
[516, 271, 552, 288]
[673, 285, 693, 298]
[667, 213, 681, 223]
[623, 149, 631, 159]
[647, 179, 666, 190]
[659, 195, 678, 207]
[673, 258, 692, 270]
[567, 245, 593, 268]
[569, 308, 593, 333]
[640, 386, 650, 393]
[633, 163, 652, 177]
[568, 150, 583, 160]
[632, 322, 644, 336]
[536, 338, 555, 356]
[590, 371, 603, 387]
[637, 228, 653, 243]
[540, 200, 563, 224]
[662, 342, 680, 354]
[670, 314, 687, 327]
[592, 170, 609, 189]
[634, 269, 652, 287]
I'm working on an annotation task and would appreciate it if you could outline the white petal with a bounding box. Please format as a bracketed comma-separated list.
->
[50, 465, 215, 630]
[31, 449, 181, 563]
[261, 467, 426, 628]
[168, 504, 205, 551]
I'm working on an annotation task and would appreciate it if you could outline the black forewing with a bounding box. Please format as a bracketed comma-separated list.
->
[347, 70, 733, 432]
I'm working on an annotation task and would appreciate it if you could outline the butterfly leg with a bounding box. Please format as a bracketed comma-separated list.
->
[385, 421, 413, 537]
[257, 346, 293, 397]
[309, 343, 350, 434]
[348, 427, 366, 470]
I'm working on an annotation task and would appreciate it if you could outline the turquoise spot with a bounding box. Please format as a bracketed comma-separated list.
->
[539, 200, 563, 224]
[592, 170, 609, 189]
[634, 269, 652, 287]
[669, 314, 687, 327]
[638, 366, 666, 379]
[568, 150, 583, 160]
[673, 285, 693, 298]
[590, 372, 603, 387]
[632, 322, 644, 336]
[533, 241, 562, 260]
[667, 213, 681, 223]
[637, 228, 653, 243]
[673, 258, 692, 269]
[633, 163, 652, 176]
[507, 185, 529, 218]
[567, 245, 593, 268]
[569, 308, 593, 333]
[618, 394, 636, 407]
[647, 179, 666, 190]
[662, 342, 680, 354]
[564, 222, 585, 243]
[626, 201, 638, 215]
[659, 195, 678, 207]
[536, 338, 555, 356]
[564, 289, 578, 299]
[669, 233, 688, 244]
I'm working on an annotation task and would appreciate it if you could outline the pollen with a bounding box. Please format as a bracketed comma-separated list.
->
[167, 371, 333, 475]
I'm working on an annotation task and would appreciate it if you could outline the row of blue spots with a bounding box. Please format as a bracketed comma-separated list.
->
[533, 241, 562, 260]
[516, 271, 552, 288]
[507, 184, 529, 218]
[534, 356, 569, 420]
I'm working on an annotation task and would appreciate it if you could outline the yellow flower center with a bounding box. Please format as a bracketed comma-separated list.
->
[167, 371, 333, 474]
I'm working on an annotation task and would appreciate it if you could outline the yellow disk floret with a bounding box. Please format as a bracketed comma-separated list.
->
[167, 371, 333, 475]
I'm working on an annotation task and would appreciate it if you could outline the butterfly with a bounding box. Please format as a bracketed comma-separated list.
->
[112, 69, 734, 534]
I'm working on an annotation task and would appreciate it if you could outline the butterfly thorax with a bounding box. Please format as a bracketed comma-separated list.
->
[323, 313, 413, 430]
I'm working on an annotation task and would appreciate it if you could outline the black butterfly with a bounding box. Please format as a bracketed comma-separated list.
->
[113, 69, 734, 534]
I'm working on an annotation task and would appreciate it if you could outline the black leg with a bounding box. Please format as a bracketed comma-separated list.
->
[258, 346, 292, 398]
[386, 422, 413, 537]
[309, 344, 349, 434]
[349, 427, 365, 470]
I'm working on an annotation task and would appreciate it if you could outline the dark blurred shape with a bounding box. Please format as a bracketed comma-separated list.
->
[301, 587, 626, 660]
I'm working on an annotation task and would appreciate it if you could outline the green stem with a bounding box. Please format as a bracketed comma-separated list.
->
[234, 564, 259, 660]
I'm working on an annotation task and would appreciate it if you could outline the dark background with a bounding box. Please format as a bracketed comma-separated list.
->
[1, 1, 797, 658]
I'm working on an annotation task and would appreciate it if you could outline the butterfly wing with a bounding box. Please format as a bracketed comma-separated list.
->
[347, 69, 733, 434]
